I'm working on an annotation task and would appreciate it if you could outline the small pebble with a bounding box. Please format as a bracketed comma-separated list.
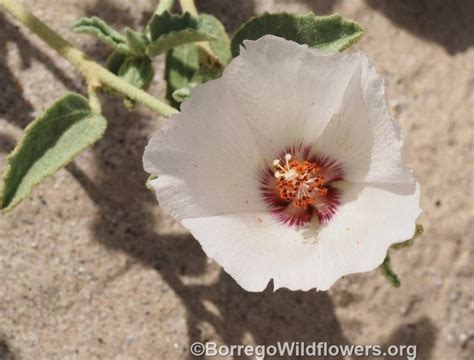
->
[450, 291, 461, 301]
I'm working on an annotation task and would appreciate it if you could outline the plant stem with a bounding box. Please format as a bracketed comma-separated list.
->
[0, 0, 178, 118]
[178, 0, 222, 69]
[87, 81, 102, 113]
[154, 0, 175, 15]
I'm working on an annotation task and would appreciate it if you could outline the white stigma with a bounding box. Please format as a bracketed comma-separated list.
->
[273, 153, 296, 180]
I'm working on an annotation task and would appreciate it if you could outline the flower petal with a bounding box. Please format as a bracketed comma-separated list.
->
[314, 182, 421, 290]
[183, 182, 420, 291]
[223, 35, 362, 162]
[143, 79, 266, 220]
[312, 53, 413, 184]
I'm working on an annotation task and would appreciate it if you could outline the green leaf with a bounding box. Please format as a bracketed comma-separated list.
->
[103, 50, 128, 98]
[124, 28, 149, 56]
[146, 12, 230, 59]
[106, 51, 154, 88]
[105, 50, 128, 74]
[117, 56, 155, 109]
[0, 93, 107, 211]
[231, 13, 364, 57]
[172, 86, 192, 103]
[380, 254, 400, 288]
[105, 51, 155, 108]
[148, 11, 198, 41]
[199, 14, 232, 65]
[118, 57, 155, 91]
[147, 28, 214, 57]
[72, 16, 130, 54]
[165, 43, 199, 108]
[171, 65, 222, 103]
[164, 14, 230, 107]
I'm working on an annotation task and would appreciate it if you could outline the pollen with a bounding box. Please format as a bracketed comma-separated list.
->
[273, 153, 328, 209]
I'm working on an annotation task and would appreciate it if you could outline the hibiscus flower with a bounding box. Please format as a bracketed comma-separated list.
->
[143, 35, 421, 291]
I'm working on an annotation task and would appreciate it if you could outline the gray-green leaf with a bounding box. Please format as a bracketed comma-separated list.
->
[0, 93, 107, 211]
[171, 64, 222, 102]
[165, 43, 199, 108]
[105, 50, 128, 75]
[148, 11, 198, 41]
[172, 86, 193, 103]
[231, 13, 364, 57]
[124, 28, 149, 56]
[164, 14, 230, 107]
[72, 16, 130, 54]
[105, 52, 155, 108]
[117, 57, 155, 91]
[147, 28, 214, 57]
[147, 12, 229, 59]
[199, 14, 232, 65]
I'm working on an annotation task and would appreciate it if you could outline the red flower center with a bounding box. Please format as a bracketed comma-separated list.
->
[260, 145, 344, 227]
[273, 154, 328, 210]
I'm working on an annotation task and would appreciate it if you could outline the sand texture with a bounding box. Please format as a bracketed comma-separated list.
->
[0, 0, 473, 359]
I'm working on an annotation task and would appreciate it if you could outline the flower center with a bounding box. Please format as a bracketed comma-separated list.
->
[273, 153, 328, 210]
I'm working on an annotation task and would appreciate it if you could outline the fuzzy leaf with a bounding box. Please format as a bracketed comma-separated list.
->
[106, 52, 154, 89]
[165, 43, 199, 108]
[231, 13, 364, 57]
[106, 50, 128, 74]
[118, 56, 155, 109]
[0, 93, 107, 211]
[172, 87, 192, 103]
[118, 57, 155, 90]
[199, 14, 232, 65]
[105, 51, 155, 108]
[148, 11, 198, 41]
[171, 65, 222, 103]
[164, 14, 230, 107]
[103, 50, 128, 98]
[147, 12, 226, 57]
[147, 29, 214, 57]
[124, 28, 148, 56]
[72, 16, 130, 53]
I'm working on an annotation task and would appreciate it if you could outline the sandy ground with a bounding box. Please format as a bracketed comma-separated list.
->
[0, 0, 473, 359]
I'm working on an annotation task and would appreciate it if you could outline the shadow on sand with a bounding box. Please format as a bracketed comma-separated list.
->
[366, 0, 474, 54]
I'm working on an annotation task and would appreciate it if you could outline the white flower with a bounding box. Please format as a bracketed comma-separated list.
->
[143, 35, 421, 291]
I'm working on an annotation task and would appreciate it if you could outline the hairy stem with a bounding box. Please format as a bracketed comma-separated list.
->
[87, 81, 102, 113]
[0, 0, 178, 118]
